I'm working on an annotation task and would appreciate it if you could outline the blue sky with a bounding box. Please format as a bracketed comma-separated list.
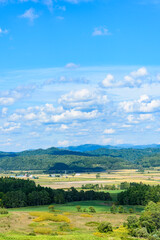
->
[0, 0, 160, 151]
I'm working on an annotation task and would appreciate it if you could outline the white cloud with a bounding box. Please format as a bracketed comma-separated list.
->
[121, 124, 132, 128]
[102, 74, 114, 87]
[120, 95, 160, 113]
[104, 128, 115, 134]
[127, 114, 154, 123]
[58, 140, 69, 146]
[59, 88, 108, 110]
[65, 62, 80, 69]
[1, 107, 8, 116]
[92, 27, 111, 36]
[65, 63, 78, 69]
[51, 109, 98, 123]
[59, 124, 68, 130]
[9, 113, 22, 121]
[20, 8, 39, 22]
[30, 132, 40, 137]
[0, 122, 21, 132]
[0, 97, 15, 106]
[130, 67, 148, 78]
[102, 67, 149, 89]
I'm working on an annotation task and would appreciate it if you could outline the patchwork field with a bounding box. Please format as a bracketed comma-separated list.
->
[2, 168, 159, 189]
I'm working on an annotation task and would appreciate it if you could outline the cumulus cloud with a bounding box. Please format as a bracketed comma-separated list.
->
[65, 62, 80, 69]
[102, 74, 115, 87]
[92, 27, 111, 36]
[0, 97, 15, 106]
[51, 109, 98, 123]
[1, 107, 8, 116]
[0, 122, 21, 132]
[130, 67, 148, 78]
[127, 114, 154, 123]
[120, 95, 160, 113]
[0, 84, 36, 107]
[20, 8, 39, 22]
[59, 124, 68, 130]
[104, 128, 115, 134]
[59, 88, 108, 110]
[101, 67, 149, 88]
[8, 103, 98, 126]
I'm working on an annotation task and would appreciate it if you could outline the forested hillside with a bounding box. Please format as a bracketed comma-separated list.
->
[0, 146, 160, 171]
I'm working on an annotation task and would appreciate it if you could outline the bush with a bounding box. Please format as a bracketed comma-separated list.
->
[132, 227, 149, 238]
[80, 213, 93, 218]
[48, 205, 54, 212]
[34, 227, 52, 235]
[89, 206, 96, 213]
[98, 222, 113, 233]
[126, 216, 139, 229]
[110, 204, 117, 214]
[0, 208, 8, 214]
[129, 208, 134, 214]
[85, 221, 99, 227]
[30, 212, 70, 223]
[76, 205, 81, 212]
[118, 206, 124, 213]
[59, 223, 71, 232]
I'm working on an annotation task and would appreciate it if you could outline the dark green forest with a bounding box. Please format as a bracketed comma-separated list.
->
[0, 177, 111, 208]
[0, 146, 160, 171]
[118, 183, 160, 205]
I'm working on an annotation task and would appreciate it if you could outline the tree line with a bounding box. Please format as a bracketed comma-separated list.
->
[0, 177, 112, 208]
[118, 182, 160, 205]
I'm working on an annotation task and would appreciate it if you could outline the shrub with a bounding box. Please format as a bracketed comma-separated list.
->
[76, 205, 81, 212]
[34, 227, 52, 235]
[80, 213, 93, 218]
[93, 232, 104, 237]
[28, 232, 36, 236]
[85, 221, 99, 227]
[63, 212, 71, 216]
[30, 212, 70, 223]
[89, 206, 96, 213]
[126, 216, 139, 229]
[48, 205, 55, 212]
[118, 206, 124, 213]
[129, 208, 134, 214]
[110, 204, 117, 214]
[132, 227, 149, 238]
[0, 208, 8, 215]
[59, 223, 71, 232]
[98, 222, 113, 233]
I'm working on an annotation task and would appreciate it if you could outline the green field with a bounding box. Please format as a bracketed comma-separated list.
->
[8, 200, 144, 213]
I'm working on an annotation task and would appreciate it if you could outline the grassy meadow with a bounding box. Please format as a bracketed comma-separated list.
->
[0, 200, 143, 240]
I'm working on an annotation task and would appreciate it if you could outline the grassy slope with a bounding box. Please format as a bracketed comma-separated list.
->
[8, 200, 144, 213]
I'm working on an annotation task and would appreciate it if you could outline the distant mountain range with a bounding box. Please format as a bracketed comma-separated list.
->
[0, 144, 160, 171]
[61, 144, 160, 152]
